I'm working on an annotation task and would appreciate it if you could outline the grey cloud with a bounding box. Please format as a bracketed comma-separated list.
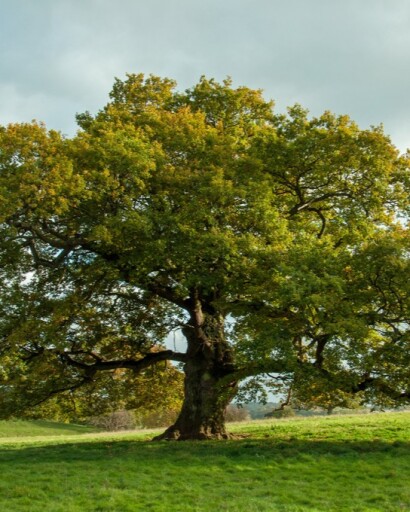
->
[1, 0, 409, 149]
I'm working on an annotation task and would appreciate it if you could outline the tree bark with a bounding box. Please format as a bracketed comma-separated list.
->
[153, 303, 237, 440]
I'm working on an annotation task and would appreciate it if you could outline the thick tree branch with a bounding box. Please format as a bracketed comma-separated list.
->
[10, 219, 75, 249]
[146, 281, 191, 311]
[60, 349, 187, 374]
[26, 238, 73, 268]
[314, 335, 330, 369]
[354, 376, 410, 400]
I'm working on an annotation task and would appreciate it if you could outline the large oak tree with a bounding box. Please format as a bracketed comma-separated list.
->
[0, 75, 409, 439]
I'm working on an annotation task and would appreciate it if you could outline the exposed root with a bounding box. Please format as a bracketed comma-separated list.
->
[151, 425, 241, 441]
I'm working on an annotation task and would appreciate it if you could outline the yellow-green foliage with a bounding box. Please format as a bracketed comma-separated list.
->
[0, 74, 409, 429]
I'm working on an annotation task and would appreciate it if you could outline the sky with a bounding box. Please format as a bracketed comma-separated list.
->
[1, 0, 410, 152]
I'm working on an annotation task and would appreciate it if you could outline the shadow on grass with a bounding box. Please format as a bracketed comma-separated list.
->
[1, 436, 409, 465]
[1, 436, 409, 512]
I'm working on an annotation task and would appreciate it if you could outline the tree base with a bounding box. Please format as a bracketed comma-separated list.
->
[152, 424, 235, 441]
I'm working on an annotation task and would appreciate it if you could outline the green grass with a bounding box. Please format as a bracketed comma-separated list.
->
[0, 412, 409, 511]
[0, 419, 98, 438]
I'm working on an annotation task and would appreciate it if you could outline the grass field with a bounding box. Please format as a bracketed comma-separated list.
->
[0, 413, 409, 511]
[0, 419, 98, 439]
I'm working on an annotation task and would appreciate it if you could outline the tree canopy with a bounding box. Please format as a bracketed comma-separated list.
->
[0, 74, 409, 439]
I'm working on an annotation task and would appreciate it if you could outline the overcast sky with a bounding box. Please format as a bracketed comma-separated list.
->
[1, 0, 410, 151]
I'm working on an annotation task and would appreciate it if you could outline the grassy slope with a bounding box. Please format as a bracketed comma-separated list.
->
[0, 413, 409, 512]
[0, 420, 98, 438]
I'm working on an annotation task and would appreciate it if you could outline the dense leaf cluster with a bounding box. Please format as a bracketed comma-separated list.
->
[0, 74, 409, 424]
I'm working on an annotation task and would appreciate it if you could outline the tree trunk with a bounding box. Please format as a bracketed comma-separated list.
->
[153, 304, 237, 440]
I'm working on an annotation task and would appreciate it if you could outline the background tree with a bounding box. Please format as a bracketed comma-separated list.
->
[0, 74, 409, 439]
